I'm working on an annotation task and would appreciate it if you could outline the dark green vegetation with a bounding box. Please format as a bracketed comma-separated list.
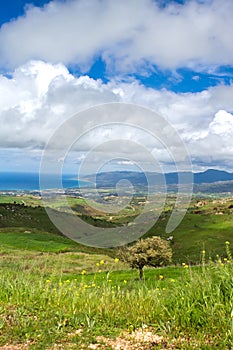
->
[119, 236, 172, 279]
[147, 197, 233, 263]
[0, 193, 232, 348]
[0, 194, 233, 263]
[0, 201, 113, 255]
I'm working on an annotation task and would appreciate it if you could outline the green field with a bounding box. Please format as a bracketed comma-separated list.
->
[0, 194, 232, 348]
[0, 194, 233, 262]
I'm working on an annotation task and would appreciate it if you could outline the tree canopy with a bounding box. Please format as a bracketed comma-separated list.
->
[119, 236, 172, 279]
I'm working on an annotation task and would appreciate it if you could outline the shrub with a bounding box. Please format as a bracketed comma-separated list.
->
[119, 236, 172, 279]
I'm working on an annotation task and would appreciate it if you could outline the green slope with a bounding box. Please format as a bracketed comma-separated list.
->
[0, 198, 233, 263]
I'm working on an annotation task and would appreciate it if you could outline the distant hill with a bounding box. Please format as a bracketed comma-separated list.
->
[193, 169, 233, 183]
[83, 169, 233, 193]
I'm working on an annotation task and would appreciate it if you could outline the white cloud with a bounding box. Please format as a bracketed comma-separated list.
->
[0, 60, 119, 149]
[209, 110, 233, 135]
[0, 0, 233, 72]
[1, 60, 233, 170]
[117, 160, 136, 165]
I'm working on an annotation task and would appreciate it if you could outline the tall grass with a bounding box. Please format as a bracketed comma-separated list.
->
[0, 243, 232, 349]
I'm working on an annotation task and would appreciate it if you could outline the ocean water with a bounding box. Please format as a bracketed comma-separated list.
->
[0, 172, 91, 191]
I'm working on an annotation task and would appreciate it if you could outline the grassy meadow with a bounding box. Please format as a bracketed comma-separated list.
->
[0, 194, 232, 348]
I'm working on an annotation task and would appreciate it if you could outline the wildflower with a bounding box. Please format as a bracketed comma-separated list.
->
[226, 241, 230, 245]
[159, 275, 164, 280]
[170, 279, 175, 283]
[202, 250, 205, 254]
[46, 279, 50, 284]
[114, 258, 119, 263]
[81, 270, 86, 275]
[100, 260, 105, 265]
[123, 280, 127, 284]
[98, 269, 102, 273]
[96, 263, 100, 267]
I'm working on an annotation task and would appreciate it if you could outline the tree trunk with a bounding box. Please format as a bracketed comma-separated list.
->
[139, 267, 143, 280]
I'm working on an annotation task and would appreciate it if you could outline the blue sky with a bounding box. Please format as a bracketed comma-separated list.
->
[0, 0, 233, 174]
[1, 0, 232, 93]
[0, 0, 50, 26]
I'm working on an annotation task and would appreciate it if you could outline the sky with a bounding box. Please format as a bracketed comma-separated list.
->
[0, 0, 233, 174]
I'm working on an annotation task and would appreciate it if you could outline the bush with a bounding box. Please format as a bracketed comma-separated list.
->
[119, 236, 172, 279]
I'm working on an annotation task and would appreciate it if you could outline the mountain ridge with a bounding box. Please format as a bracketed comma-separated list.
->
[83, 169, 233, 192]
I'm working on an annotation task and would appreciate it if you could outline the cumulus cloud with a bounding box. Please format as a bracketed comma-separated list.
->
[0, 60, 118, 149]
[0, 0, 233, 72]
[209, 110, 233, 135]
[0, 60, 233, 170]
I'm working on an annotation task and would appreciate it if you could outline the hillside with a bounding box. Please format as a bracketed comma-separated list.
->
[0, 194, 232, 349]
[0, 195, 232, 263]
[83, 169, 233, 193]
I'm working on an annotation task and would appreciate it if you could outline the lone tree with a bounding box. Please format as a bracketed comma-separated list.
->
[119, 236, 172, 280]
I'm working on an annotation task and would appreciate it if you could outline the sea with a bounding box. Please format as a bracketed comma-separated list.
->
[0, 172, 91, 191]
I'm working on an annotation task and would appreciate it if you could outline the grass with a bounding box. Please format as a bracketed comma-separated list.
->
[0, 194, 232, 348]
[0, 194, 43, 206]
[0, 243, 232, 349]
[146, 201, 233, 263]
[1, 196, 233, 263]
[0, 203, 114, 256]
[0, 227, 78, 252]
